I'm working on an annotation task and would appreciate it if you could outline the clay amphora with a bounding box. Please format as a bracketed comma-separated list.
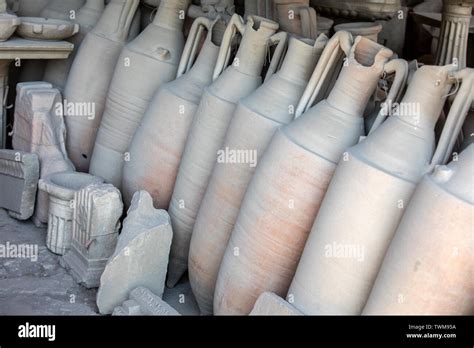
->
[288, 65, 472, 315]
[89, 0, 191, 188]
[122, 18, 228, 209]
[63, 0, 140, 172]
[214, 36, 402, 315]
[363, 147, 474, 315]
[168, 14, 284, 312]
[185, 34, 329, 304]
[43, 0, 105, 90]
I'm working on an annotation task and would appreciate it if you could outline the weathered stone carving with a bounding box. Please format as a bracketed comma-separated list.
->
[113, 287, 180, 316]
[310, 0, 401, 21]
[0, 149, 39, 220]
[435, 4, 472, 68]
[12, 83, 75, 226]
[96, 191, 173, 314]
[39, 172, 104, 255]
[61, 183, 122, 288]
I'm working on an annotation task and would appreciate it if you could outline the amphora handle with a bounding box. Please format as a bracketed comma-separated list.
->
[212, 13, 246, 80]
[368, 59, 409, 134]
[177, 16, 216, 78]
[295, 30, 353, 118]
[429, 68, 474, 170]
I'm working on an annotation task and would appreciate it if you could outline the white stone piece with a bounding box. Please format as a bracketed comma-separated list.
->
[61, 183, 122, 288]
[113, 287, 180, 316]
[96, 191, 173, 314]
[13, 83, 75, 226]
[39, 172, 104, 255]
[250, 292, 303, 316]
[0, 150, 39, 220]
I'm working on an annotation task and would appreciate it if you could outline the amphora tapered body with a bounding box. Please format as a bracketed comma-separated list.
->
[213, 36, 395, 315]
[122, 18, 227, 209]
[90, 0, 191, 188]
[187, 34, 328, 312]
[289, 64, 470, 315]
[169, 14, 281, 313]
[43, 0, 105, 90]
[63, 0, 139, 172]
[363, 144, 474, 315]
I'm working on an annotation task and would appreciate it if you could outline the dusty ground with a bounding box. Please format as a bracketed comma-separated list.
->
[0, 208, 199, 315]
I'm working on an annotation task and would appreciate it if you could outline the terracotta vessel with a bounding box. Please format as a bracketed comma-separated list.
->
[43, 0, 105, 90]
[168, 14, 284, 312]
[214, 36, 402, 315]
[63, 0, 140, 172]
[90, 0, 191, 188]
[188, 34, 329, 309]
[363, 146, 474, 315]
[122, 18, 228, 209]
[288, 65, 472, 315]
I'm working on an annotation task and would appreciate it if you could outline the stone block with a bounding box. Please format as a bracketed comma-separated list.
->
[0, 150, 39, 220]
[39, 172, 104, 255]
[113, 287, 180, 316]
[12, 82, 74, 226]
[250, 292, 303, 316]
[97, 191, 173, 314]
[61, 183, 122, 288]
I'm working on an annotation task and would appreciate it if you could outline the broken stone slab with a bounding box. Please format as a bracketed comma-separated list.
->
[0, 150, 39, 220]
[61, 183, 122, 288]
[39, 172, 104, 255]
[249, 292, 303, 316]
[96, 191, 173, 314]
[13, 83, 75, 226]
[113, 287, 180, 316]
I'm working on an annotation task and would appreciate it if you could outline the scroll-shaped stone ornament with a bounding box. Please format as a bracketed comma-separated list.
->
[61, 183, 123, 288]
